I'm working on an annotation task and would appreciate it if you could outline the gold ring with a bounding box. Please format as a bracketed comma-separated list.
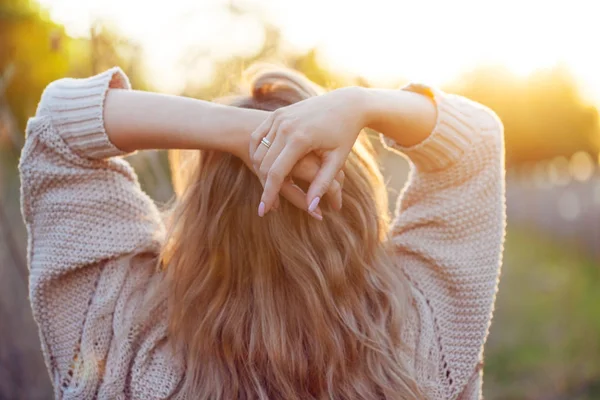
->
[260, 137, 271, 149]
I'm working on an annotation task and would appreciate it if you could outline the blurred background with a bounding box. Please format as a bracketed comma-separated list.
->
[2, 0, 600, 398]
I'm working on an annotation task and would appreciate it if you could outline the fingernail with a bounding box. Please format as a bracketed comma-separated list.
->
[258, 201, 266, 217]
[309, 211, 323, 221]
[308, 197, 320, 213]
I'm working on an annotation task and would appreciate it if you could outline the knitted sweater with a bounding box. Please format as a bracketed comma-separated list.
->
[20, 68, 505, 400]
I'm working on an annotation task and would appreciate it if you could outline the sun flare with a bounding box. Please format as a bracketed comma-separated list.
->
[37, 0, 600, 102]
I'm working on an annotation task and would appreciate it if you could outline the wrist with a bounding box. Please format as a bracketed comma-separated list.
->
[336, 86, 373, 129]
[226, 108, 268, 164]
[352, 87, 378, 129]
[357, 87, 437, 147]
[356, 87, 401, 131]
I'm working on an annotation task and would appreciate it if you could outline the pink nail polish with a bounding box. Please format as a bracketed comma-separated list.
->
[258, 202, 266, 217]
[308, 197, 320, 213]
[309, 211, 323, 221]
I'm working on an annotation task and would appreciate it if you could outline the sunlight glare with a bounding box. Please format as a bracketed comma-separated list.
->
[36, 0, 600, 102]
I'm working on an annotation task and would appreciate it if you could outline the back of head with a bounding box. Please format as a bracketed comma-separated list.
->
[162, 64, 420, 399]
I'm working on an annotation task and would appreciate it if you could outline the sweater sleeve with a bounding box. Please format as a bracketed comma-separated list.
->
[381, 84, 505, 399]
[19, 68, 165, 396]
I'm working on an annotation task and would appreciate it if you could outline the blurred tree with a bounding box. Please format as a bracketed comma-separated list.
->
[181, 22, 282, 100]
[180, 0, 361, 101]
[0, 3, 153, 398]
[291, 48, 352, 90]
[68, 21, 149, 91]
[0, 0, 70, 135]
[1, 2, 149, 139]
[449, 65, 600, 166]
[183, 1, 600, 168]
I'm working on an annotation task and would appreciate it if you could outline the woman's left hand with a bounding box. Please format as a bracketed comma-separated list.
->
[249, 87, 366, 217]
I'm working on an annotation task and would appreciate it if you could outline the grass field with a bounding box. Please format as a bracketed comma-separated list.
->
[484, 228, 600, 400]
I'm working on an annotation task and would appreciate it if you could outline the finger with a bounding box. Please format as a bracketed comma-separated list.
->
[258, 133, 285, 182]
[257, 174, 281, 215]
[252, 121, 279, 173]
[292, 153, 345, 186]
[257, 135, 286, 216]
[291, 156, 343, 211]
[306, 150, 347, 212]
[264, 177, 320, 218]
[249, 113, 275, 158]
[260, 141, 311, 213]
[280, 181, 322, 220]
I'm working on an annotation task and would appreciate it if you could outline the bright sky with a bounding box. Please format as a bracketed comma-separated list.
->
[38, 0, 600, 102]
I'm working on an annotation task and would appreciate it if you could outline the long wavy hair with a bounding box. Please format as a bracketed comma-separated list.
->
[160, 65, 421, 399]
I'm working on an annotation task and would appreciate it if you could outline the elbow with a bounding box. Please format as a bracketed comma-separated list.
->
[34, 79, 63, 118]
[466, 99, 505, 169]
[485, 106, 505, 164]
[448, 92, 504, 141]
[483, 105, 504, 139]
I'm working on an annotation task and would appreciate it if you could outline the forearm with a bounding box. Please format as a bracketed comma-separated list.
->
[104, 89, 267, 157]
[359, 87, 437, 148]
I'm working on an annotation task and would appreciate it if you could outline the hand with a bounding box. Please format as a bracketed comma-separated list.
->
[238, 137, 344, 220]
[249, 87, 365, 217]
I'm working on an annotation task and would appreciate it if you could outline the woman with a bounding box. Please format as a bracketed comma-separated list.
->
[20, 64, 505, 399]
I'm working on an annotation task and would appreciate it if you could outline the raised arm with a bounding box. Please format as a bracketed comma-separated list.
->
[102, 89, 265, 155]
[103, 88, 341, 215]
[21, 68, 272, 272]
[20, 67, 169, 397]
[21, 67, 345, 396]
[375, 84, 505, 398]
[249, 85, 438, 214]
[19, 68, 271, 396]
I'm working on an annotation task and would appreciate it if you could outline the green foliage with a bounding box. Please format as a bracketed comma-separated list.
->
[290, 49, 352, 90]
[68, 23, 149, 91]
[0, 0, 149, 134]
[484, 228, 600, 399]
[0, 0, 70, 131]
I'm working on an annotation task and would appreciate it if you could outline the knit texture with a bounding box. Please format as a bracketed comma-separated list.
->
[20, 67, 505, 400]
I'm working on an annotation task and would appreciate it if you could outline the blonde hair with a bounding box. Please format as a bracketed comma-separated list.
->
[161, 65, 421, 399]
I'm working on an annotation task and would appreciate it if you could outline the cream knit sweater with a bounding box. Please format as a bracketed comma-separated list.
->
[20, 68, 505, 400]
